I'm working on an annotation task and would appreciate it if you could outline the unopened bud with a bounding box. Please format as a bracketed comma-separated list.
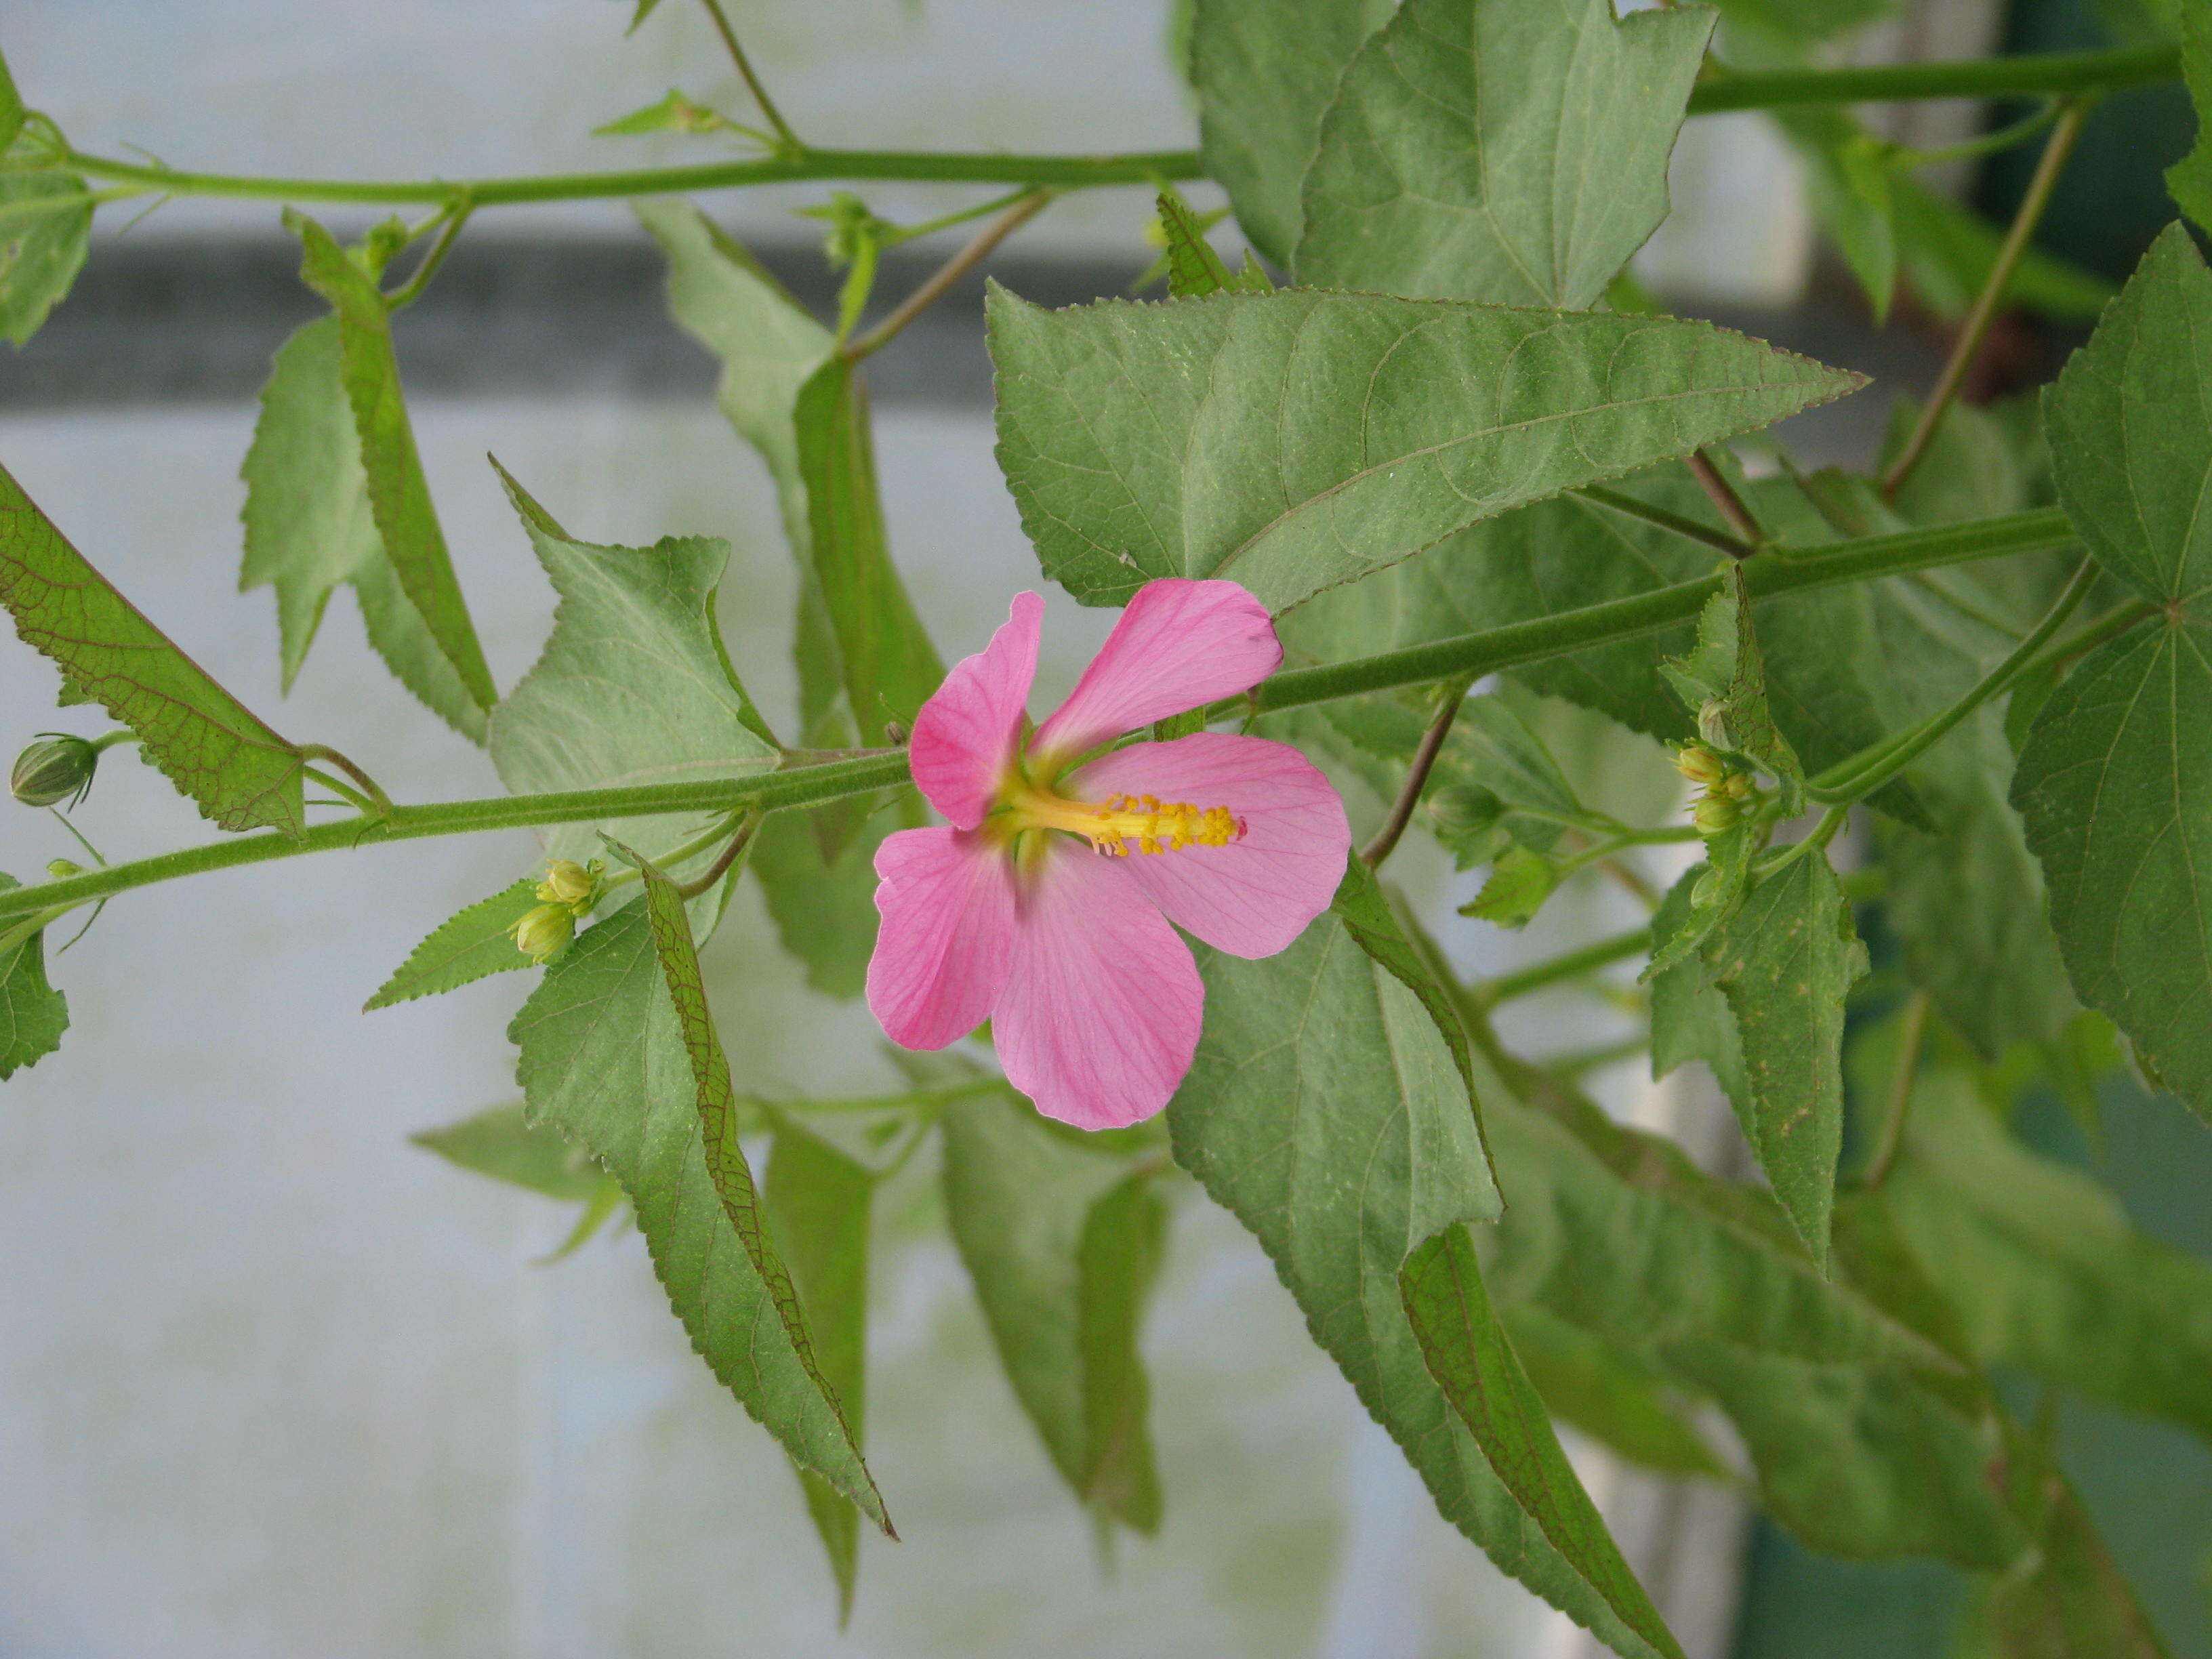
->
[45, 859, 83, 880]
[1723, 772, 1755, 802]
[1673, 743, 1725, 788]
[11, 735, 100, 808]
[537, 858, 596, 907]
[1692, 794, 1742, 836]
[511, 903, 575, 964]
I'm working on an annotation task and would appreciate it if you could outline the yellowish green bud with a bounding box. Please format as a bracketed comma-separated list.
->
[1692, 794, 1742, 836]
[511, 903, 575, 964]
[1673, 743, 1726, 787]
[44, 859, 83, 880]
[11, 735, 100, 808]
[537, 858, 596, 907]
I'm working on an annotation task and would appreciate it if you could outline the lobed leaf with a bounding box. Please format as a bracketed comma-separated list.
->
[990, 286, 1861, 613]
[764, 1114, 880, 1622]
[1401, 1226, 1687, 1659]
[287, 213, 497, 715]
[0, 874, 66, 1081]
[1187, 0, 1398, 268]
[364, 878, 541, 1011]
[941, 1090, 1168, 1532]
[409, 1100, 611, 1202]
[1701, 853, 1868, 1266]
[0, 128, 90, 348]
[485, 462, 779, 878]
[241, 314, 487, 740]
[510, 888, 888, 1530]
[0, 458, 306, 835]
[1296, 0, 1712, 309]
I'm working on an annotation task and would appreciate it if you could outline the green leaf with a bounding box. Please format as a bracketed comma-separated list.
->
[750, 804, 895, 1000]
[2167, 1, 2212, 234]
[1891, 176, 2114, 327]
[241, 314, 488, 741]
[1332, 853, 1486, 1113]
[765, 1113, 880, 1623]
[1498, 1304, 1727, 1481]
[0, 458, 307, 836]
[0, 46, 24, 152]
[1702, 852, 1868, 1266]
[484, 462, 779, 877]
[511, 884, 888, 1530]
[1646, 864, 1750, 1107]
[1188, 0, 1397, 268]
[626, 0, 665, 31]
[2013, 621, 2212, 1120]
[1875, 1069, 2212, 1444]
[941, 1090, 1167, 1530]
[1462, 845, 1560, 929]
[1977, 1470, 2173, 1658]
[1663, 1341, 2019, 1570]
[0, 129, 90, 347]
[594, 89, 740, 137]
[989, 285, 1861, 613]
[1662, 565, 1805, 808]
[0, 873, 65, 1080]
[287, 212, 497, 716]
[409, 1100, 610, 1202]
[1170, 914, 1696, 1659]
[1296, 0, 1713, 309]
[364, 878, 541, 1011]
[1704, 0, 1893, 45]
[1780, 110, 1898, 323]
[1401, 1226, 1687, 1659]
[792, 356, 944, 743]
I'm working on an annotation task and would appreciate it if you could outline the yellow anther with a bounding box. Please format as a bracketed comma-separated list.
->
[995, 779, 1246, 857]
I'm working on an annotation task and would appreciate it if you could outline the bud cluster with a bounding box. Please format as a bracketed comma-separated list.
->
[510, 858, 603, 964]
[1674, 742, 1757, 836]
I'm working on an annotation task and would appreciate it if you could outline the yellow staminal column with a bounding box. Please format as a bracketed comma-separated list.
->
[998, 779, 1244, 856]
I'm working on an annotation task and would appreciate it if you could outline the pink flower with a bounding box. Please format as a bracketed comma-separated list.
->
[866, 579, 1351, 1130]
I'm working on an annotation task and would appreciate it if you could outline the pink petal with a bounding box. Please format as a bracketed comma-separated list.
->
[909, 592, 1042, 830]
[1073, 733, 1349, 959]
[994, 845, 1203, 1130]
[866, 827, 1018, 1050]
[1032, 579, 1281, 762]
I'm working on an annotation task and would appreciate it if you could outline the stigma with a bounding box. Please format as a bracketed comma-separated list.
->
[999, 781, 1246, 856]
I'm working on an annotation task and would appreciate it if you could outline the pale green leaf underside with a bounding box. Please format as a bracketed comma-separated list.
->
[1296, 0, 1712, 310]
[241, 314, 488, 741]
[988, 285, 1860, 612]
[1167, 916, 1692, 1656]
[0, 459, 306, 836]
[409, 1100, 609, 1202]
[1189, 0, 1399, 269]
[289, 213, 498, 714]
[0, 133, 90, 348]
[0, 872, 66, 1080]
[1703, 853, 1867, 1265]
[2013, 620, 2212, 1121]
[510, 899, 886, 1526]
[364, 878, 539, 1011]
[485, 463, 779, 873]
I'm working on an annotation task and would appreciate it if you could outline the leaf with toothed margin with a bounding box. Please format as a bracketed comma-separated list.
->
[0, 125, 91, 348]
[510, 875, 889, 1533]
[0, 458, 308, 836]
[0, 873, 66, 1081]
[364, 879, 541, 1010]
[988, 285, 1863, 612]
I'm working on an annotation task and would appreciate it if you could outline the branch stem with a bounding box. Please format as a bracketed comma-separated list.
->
[1362, 675, 1477, 868]
[1576, 485, 1754, 558]
[1881, 99, 2091, 500]
[1473, 924, 1654, 1009]
[0, 508, 2081, 926]
[1864, 992, 1932, 1191]
[695, 0, 802, 154]
[1683, 449, 1769, 550]
[846, 190, 1050, 360]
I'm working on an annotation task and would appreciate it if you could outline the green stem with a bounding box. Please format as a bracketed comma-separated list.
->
[846, 189, 1051, 361]
[1576, 485, 1753, 558]
[1684, 449, 1769, 551]
[1473, 924, 1654, 1009]
[1864, 991, 1931, 1191]
[384, 198, 474, 311]
[695, 0, 803, 155]
[0, 508, 2079, 926]
[1881, 99, 2092, 500]
[1807, 554, 2096, 805]
[1361, 674, 1477, 868]
[1685, 43, 2174, 113]
[52, 47, 2174, 213]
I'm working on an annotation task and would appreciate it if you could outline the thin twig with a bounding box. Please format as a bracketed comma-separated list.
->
[1362, 676, 1476, 867]
[385, 197, 474, 311]
[293, 744, 393, 819]
[696, 0, 802, 155]
[1683, 449, 1769, 551]
[845, 191, 1051, 361]
[674, 808, 763, 899]
[1864, 992, 1931, 1190]
[1471, 923, 1654, 1010]
[1577, 485, 1755, 558]
[1881, 98, 2092, 501]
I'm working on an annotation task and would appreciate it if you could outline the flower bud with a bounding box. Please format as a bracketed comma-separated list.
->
[1673, 743, 1725, 788]
[45, 859, 83, 880]
[1692, 794, 1742, 836]
[11, 735, 100, 808]
[1427, 783, 1505, 837]
[537, 858, 596, 907]
[511, 903, 575, 964]
[1723, 772, 1756, 802]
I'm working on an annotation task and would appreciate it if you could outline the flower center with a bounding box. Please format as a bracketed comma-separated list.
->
[997, 779, 1245, 857]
